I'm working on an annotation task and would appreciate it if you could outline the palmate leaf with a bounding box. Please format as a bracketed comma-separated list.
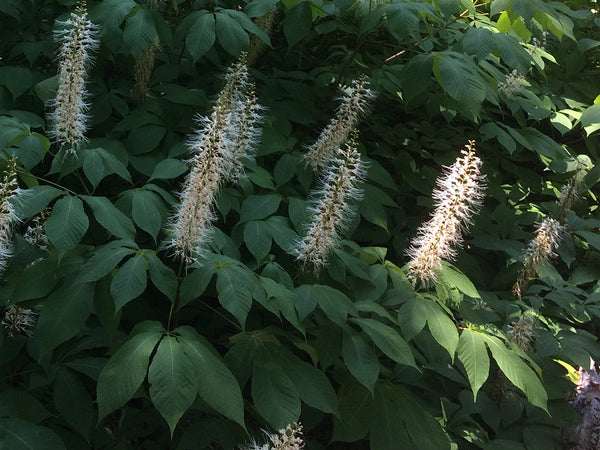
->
[97, 323, 164, 421]
[185, 12, 216, 61]
[215, 10, 249, 57]
[148, 336, 197, 436]
[456, 329, 490, 401]
[176, 327, 245, 428]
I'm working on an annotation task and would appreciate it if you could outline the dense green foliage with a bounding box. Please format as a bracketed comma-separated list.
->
[0, 0, 600, 448]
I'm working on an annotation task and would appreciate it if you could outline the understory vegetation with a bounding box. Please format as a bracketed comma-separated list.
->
[0, 0, 600, 448]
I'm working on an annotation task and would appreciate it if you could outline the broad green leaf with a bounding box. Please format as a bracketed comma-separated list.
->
[90, 0, 136, 34]
[244, 221, 272, 262]
[576, 231, 600, 251]
[34, 282, 95, 354]
[434, 52, 487, 112]
[146, 253, 177, 301]
[0, 418, 66, 450]
[480, 333, 548, 411]
[294, 284, 319, 321]
[123, 8, 158, 58]
[456, 329, 490, 401]
[245, 0, 279, 17]
[215, 11, 249, 56]
[149, 158, 188, 180]
[423, 298, 459, 360]
[216, 264, 258, 327]
[397, 293, 427, 341]
[259, 277, 302, 331]
[0, 66, 32, 99]
[252, 357, 301, 429]
[13, 185, 63, 219]
[82, 196, 136, 241]
[332, 380, 372, 442]
[283, 1, 312, 47]
[94, 148, 132, 182]
[131, 189, 163, 240]
[370, 383, 450, 450]
[148, 336, 197, 436]
[14, 134, 46, 170]
[581, 104, 600, 129]
[342, 332, 379, 393]
[438, 262, 481, 298]
[463, 28, 495, 59]
[13, 258, 59, 301]
[53, 368, 93, 440]
[176, 326, 245, 428]
[45, 196, 89, 257]
[351, 318, 417, 368]
[186, 12, 216, 60]
[97, 326, 164, 420]
[82, 149, 105, 189]
[179, 268, 214, 308]
[313, 285, 357, 326]
[284, 354, 338, 415]
[239, 194, 282, 223]
[78, 241, 136, 283]
[110, 254, 148, 311]
[65, 357, 108, 381]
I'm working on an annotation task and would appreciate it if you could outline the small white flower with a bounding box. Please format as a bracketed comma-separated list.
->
[305, 76, 375, 171]
[296, 135, 365, 271]
[47, 6, 99, 150]
[1, 305, 37, 337]
[497, 70, 527, 97]
[407, 140, 485, 284]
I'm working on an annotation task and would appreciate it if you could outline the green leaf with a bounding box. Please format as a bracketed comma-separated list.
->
[0, 66, 32, 99]
[97, 326, 164, 421]
[14, 134, 46, 170]
[463, 28, 495, 59]
[581, 104, 600, 128]
[94, 148, 132, 182]
[53, 368, 93, 441]
[456, 329, 490, 401]
[284, 355, 339, 415]
[216, 264, 259, 327]
[176, 327, 245, 428]
[81, 196, 136, 241]
[397, 293, 427, 341]
[148, 336, 197, 436]
[185, 12, 216, 61]
[0, 418, 66, 450]
[576, 231, 600, 251]
[90, 0, 136, 34]
[239, 193, 282, 223]
[351, 318, 417, 368]
[438, 262, 481, 298]
[82, 149, 105, 189]
[294, 284, 319, 321]
[146, 253, 177, 301]
[131, 189, 163, 240]
[34, 282, 95, 354]
[123, 7, 158, 58]
[149, 158, 188, 180]
[110, 254, 148, 311]
[45, 196, 89, 258]
[179, 268, 214, 309]
[314, 285, 357, 326]
[127, 125, 166, 155]
[215, 11, 249, 56]
[283, 1, 312, 47]
[332, 380, 372, 442]
[434, 52, 487, 112]
[244, 221, 273, 262]
[0, 390, 51, 424]
[423, 298, 459, 360]
[245, 0, 279, 17]
[79, 241, 136, 283]
[13, 185, 63, 219]
[480, 333, 548, 411]
[252, 357, 301, 429]
[342, 332, 379, 393]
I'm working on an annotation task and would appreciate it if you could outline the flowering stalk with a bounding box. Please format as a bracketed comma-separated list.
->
[305, 76, 374, 171]
[170, 56, 263, 261]
[134, 36, 160, 103]
[240, 422, 304, 450]
[296, 133, 365, 271]
[407, 141, 485, 285]
[0, 159, 23, 274]
[47, 4, 99, 150]
[507, 311, 535, 352]
[512, 217, 564, 298]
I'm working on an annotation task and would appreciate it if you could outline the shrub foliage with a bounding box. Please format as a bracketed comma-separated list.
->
[0, 0, 600, 448]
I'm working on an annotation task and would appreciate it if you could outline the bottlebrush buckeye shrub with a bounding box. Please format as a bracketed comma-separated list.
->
[0, 0, 599, 449]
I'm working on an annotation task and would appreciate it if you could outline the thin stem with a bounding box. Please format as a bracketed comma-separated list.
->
[199, 299, 243, 331]
[15, 167, 78, 196]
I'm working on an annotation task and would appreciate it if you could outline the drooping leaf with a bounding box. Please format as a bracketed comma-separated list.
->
[82, 196, 136, 241]
[97, 325, 164, 421]
[146, 253, 177, 302]
[110, 254, 148, 311]
[0, 418, 66, 450]
[53, 368, 94, 440]
[423, 298, 459, 360]
[342, 332, 379, 393]
[45, 196, 89, 258]
[351, 318, 417, 368]
[456, 329, 490, 401]
[148, 336, 197, 436]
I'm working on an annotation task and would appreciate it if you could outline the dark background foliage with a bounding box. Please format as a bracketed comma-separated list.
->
[0, 0, 600, 448]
